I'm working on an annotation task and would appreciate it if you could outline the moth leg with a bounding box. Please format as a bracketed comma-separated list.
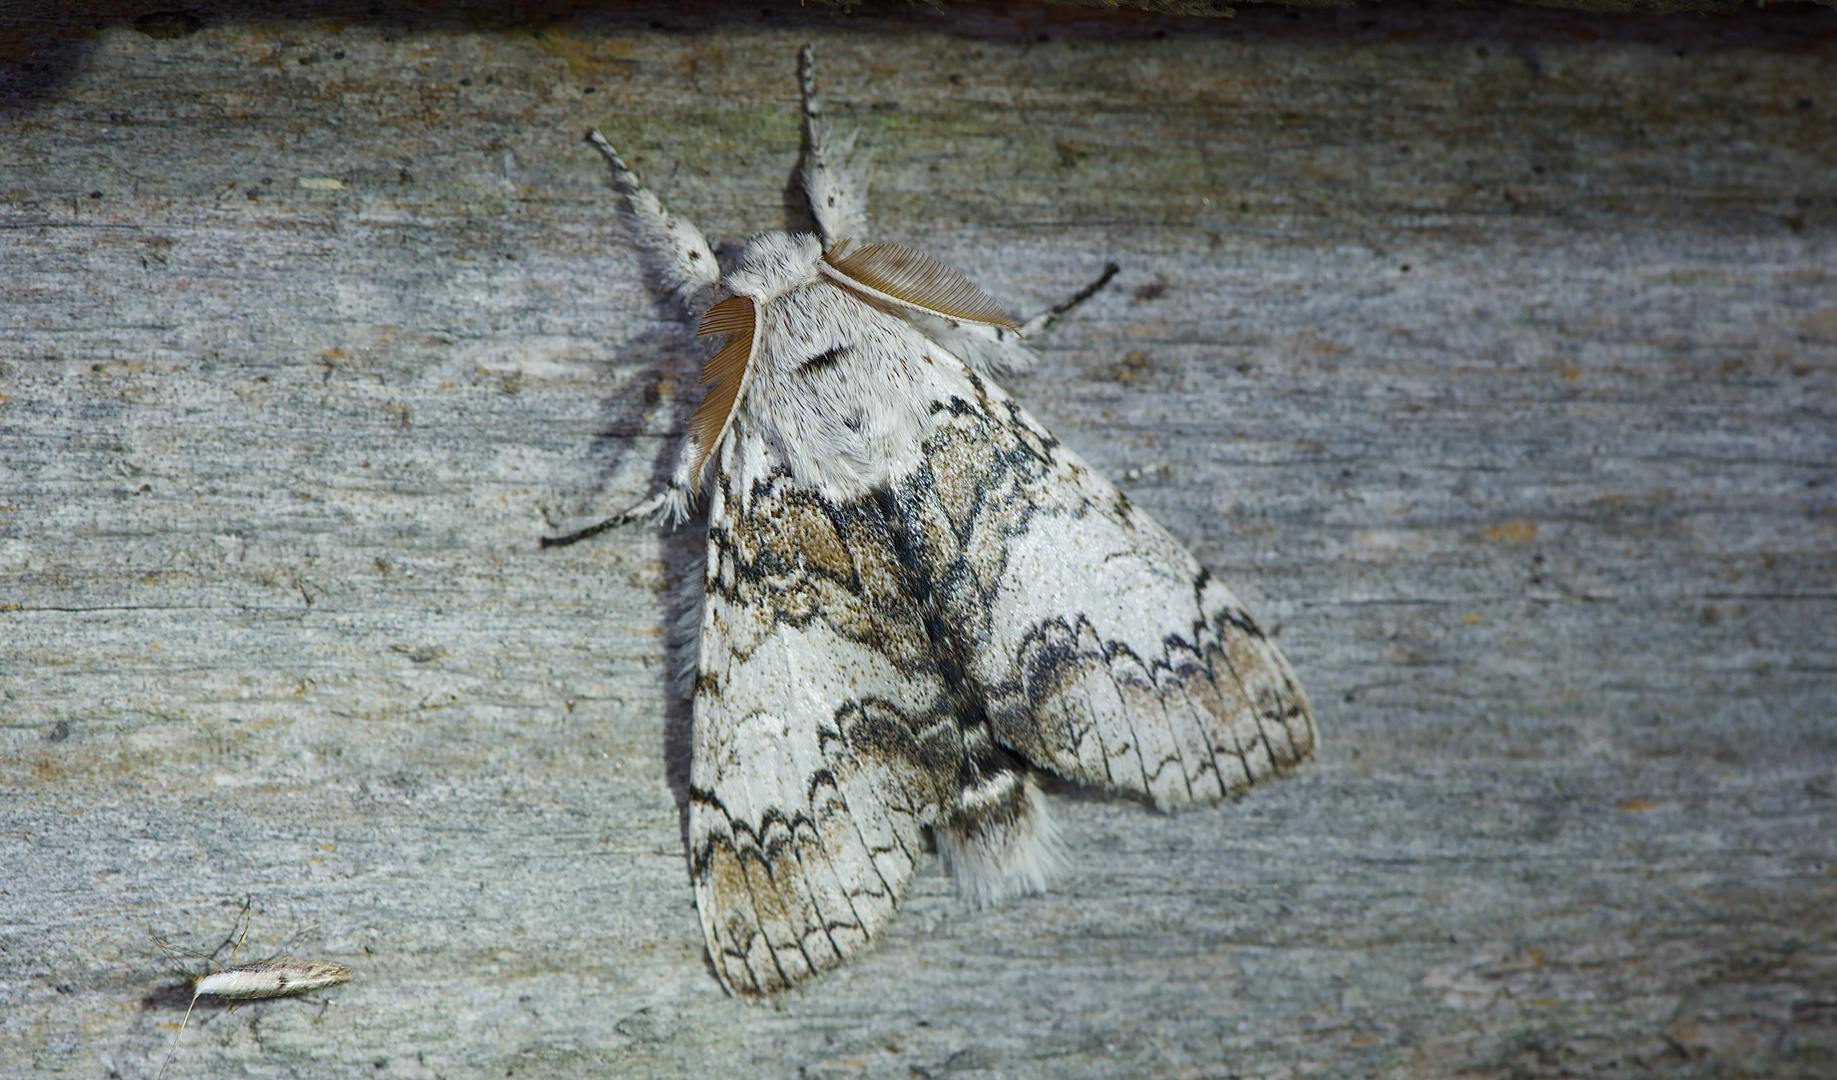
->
[545, 133, 713, 548]
[797, 44, 868, 250]
[540, 490, 672, 549]
[585, 128, 719, 317]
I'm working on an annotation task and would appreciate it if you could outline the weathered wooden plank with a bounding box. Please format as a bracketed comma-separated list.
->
[2, 5, 1834, 1079]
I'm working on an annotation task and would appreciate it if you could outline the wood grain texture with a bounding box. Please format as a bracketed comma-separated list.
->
[3, 3, 1834, 1078]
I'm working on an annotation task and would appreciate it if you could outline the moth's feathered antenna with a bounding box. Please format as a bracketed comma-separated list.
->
[822, 243, 1018, 329]
[689, 295, 762, 488]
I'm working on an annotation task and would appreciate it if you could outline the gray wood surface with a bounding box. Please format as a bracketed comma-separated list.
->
[3, 4, 1835, 1078]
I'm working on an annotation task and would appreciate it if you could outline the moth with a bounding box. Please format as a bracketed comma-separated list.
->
[154, 907, 352, 1078]
[555, 47, 1316, 995]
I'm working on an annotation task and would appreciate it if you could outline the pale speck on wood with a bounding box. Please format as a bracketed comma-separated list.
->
[3, 4, 1834, 1079]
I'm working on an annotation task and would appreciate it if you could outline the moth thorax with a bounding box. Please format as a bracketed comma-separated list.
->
[936, 772, 1063, 908]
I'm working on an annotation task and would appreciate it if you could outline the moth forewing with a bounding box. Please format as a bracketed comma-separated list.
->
[193, 960, 353, 999]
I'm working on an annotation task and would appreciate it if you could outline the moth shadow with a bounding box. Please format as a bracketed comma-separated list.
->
[544, 321, 694, 522]
[659, 516, 706, 844]
[1036, 771, 1137, 804]
[556, 320, 706, 852]
[1034, 771, 1171, 813]
[142, 980, 217, 1013]
[564, 206, 801, 860]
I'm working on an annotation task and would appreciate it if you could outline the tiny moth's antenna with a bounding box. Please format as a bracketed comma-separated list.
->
[156, 982, 206, 1080]
[227, 906, 252, 964]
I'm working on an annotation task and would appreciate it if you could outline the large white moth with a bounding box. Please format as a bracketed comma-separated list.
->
[555, 46, 1316, 995]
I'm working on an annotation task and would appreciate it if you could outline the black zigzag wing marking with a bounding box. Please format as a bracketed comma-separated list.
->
[689, 466, 966, 995]
[891, 370, 1316, 811]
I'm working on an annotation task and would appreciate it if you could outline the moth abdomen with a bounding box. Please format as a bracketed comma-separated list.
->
[936, 768, 1064, 908]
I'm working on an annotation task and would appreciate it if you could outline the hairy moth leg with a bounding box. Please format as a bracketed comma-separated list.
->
[797, 44, 869, 250]
[544, 133, 723, 546]
[584, 129, 719, 316]
[540, 491, 669, 549]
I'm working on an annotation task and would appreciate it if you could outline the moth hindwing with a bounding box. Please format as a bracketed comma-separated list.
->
[574, 45, 1315, 995]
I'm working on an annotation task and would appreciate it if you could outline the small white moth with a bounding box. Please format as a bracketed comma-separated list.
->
[155, 914, 351, 1079]
[554, 46, 1316, 995]
[189, 959, 354, 999]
